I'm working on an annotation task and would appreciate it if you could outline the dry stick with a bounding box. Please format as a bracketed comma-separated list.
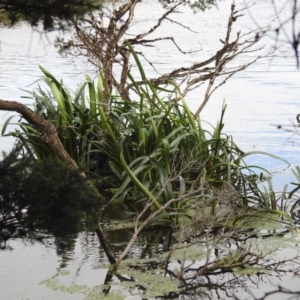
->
[193, 2, 237, 118]
[96, 222, 116, 264]
[194, 68, 219, 118]
[193, 2, 272, 117]
[127, 27, 269, 99]
[0, 99, 78, 171]
[132, 3, 182, 41]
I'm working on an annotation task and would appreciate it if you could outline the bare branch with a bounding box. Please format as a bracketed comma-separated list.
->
[131, 2, 182, 41]
[56, 0, 270, 109]
[0, 99, 78, 171]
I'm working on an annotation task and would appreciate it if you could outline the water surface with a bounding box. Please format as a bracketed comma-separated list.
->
[0, 1, 300, 299]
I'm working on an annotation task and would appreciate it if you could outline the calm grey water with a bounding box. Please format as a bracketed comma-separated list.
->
[0, 1, 300, 299]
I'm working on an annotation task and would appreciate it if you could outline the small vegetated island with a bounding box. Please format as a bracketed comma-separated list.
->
[1, 0, 300, 299]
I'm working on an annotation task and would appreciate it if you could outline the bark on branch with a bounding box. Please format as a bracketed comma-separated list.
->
[0, 99, 78, 170]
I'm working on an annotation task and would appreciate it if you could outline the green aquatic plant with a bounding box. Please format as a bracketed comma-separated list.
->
[2, 61, 288, 218]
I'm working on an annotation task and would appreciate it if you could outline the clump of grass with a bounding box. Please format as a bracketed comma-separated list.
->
[2, 53, 288, 220]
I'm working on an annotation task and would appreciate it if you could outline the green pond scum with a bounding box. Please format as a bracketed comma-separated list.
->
[39, 222, 300, 299]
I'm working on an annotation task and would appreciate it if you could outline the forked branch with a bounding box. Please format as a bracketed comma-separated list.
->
[56, 0, 271, 115]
